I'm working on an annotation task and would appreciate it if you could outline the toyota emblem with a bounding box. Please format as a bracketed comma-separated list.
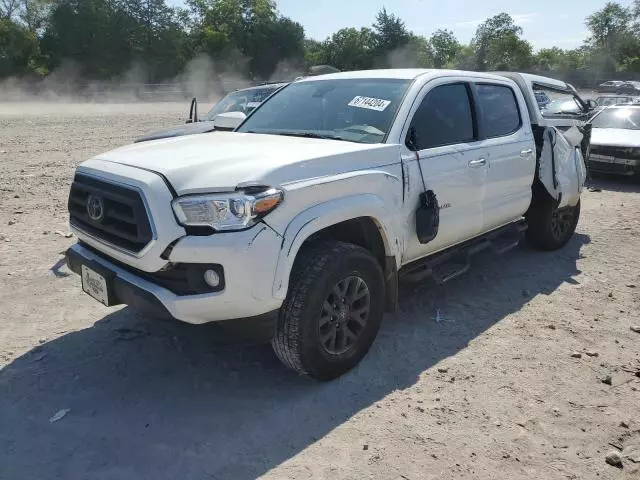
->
[86, 195, 105, 222]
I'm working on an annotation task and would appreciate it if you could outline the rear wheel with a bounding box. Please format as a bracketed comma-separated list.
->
[526, 196, 580, 251]
[271, 241, 385, 381]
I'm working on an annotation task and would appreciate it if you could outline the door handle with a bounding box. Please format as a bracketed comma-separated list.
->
[520, 149, 533, 157]
[468, 158, 487, 168]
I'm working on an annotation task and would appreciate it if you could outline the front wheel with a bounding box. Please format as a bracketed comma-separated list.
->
[526, 197, 581, 251]
[271, 241, 385, 381]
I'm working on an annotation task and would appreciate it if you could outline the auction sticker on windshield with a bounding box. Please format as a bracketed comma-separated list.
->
[348, 96, 391, 112]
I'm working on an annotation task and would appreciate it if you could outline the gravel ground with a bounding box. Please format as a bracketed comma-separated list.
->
[0, 102, 639, 480]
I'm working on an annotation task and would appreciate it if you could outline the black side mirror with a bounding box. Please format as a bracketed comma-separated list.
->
[187, 97, 198, 124]
[586, 99, 598, 110]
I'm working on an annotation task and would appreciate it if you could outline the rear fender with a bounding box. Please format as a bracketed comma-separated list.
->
[272, 195, 400, 300]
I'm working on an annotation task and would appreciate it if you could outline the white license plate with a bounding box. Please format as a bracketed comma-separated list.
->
[81, 265, 109, 306]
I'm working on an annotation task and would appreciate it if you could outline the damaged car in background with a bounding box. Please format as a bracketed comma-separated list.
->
[597, 80, 626, 93]
[134, 82, 286, 143]
[135, 65, 342, 143]
[588, 105, 640, 177]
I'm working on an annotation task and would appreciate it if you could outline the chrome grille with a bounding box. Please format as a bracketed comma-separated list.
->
[68, 174, 153, 253]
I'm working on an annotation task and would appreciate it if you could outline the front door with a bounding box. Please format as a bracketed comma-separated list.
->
[401, 81, 487, 262]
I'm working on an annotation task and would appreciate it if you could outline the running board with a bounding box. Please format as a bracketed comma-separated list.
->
[399, 220, 527, 285]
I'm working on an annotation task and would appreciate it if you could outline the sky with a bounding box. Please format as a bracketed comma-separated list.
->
[168, 0, 635, 51]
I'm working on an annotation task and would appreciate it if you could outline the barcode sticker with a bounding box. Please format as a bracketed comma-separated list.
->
[348, 96, 391, 112]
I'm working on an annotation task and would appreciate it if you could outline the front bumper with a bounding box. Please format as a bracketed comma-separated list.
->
[66, 237, 283, 325]
[66, 160, 285, 328]
[588, 156, 640, 176]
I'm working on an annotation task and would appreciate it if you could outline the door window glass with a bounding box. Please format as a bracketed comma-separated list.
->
[409, 83, 474, 149]
[476, 84, 521, 138]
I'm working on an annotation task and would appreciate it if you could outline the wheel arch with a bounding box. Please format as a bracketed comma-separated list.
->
[272, 195, 401, 310]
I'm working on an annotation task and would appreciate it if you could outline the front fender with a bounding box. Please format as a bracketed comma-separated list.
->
[272, 194, 400, 300]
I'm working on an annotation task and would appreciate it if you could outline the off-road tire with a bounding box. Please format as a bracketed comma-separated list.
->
[526, 195, 581, 251]
[271, 241, 385, 381]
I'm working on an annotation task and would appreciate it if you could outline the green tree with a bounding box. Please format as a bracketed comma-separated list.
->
[2, 0, 54, 32]
[0, 17, 40, 76]
[430, 29, 460, 68]
[121, 0, 191, 79]
[323, 27, 375, 71]
[585, 2, 638, 71]
[41, 0, 137, 78]
[1, 0, 21, 18]
[472, 13, 523, 70]
[385, 33, 433, 68]
[406, 34, 434, 67]
[246, 15, 304, 78]
[485, 31, 533, 70]
[21, 0, 53, 31]
[535, 47, 566, 70]
[187, 0, 303, 79]
[586, 2, 630, 50]
[371, 7, 410, 65]
[303, 38, 328, 68]
[447, 44, 474, 69]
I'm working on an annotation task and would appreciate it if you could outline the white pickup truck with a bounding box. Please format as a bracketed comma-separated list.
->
[65, 69, 593, 380]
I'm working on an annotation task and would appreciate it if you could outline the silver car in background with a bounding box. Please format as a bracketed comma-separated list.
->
[588, 105, 640, 176]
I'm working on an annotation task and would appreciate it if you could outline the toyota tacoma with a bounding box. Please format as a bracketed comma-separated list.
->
[65, 69, 592, 380]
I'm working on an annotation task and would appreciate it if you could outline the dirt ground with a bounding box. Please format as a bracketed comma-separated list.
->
[0, 102, 639, 480]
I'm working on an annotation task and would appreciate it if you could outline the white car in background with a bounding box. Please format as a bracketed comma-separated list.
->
[588, 105, 640, 176]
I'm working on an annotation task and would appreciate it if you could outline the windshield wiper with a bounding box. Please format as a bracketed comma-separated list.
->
[243, 129, 358, 142]
[272, 131, 353, 142]
[545, 110, 581, 116]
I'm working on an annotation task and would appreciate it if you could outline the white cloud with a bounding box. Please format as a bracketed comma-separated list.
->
[512, 13, 537, 25]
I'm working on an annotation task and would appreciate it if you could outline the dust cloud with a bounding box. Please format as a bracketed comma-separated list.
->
[0, 54, 260, 105]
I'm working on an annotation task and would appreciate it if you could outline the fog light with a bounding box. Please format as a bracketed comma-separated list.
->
[204, 269, 220, 288]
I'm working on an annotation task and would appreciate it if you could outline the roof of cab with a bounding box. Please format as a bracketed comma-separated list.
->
[493, 72, 570, 91]
[295, 68, 517, 82]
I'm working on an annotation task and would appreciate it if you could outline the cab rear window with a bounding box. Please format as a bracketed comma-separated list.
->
[476, 84, 521, 138]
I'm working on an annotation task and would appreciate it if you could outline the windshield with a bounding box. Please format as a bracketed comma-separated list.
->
[203, 87, 279, 121]
[591, 108, 640, 130]
[236, 78, 411, 144]
[543, 98, 582, 115]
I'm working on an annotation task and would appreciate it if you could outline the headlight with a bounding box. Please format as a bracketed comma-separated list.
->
[172, 187, 284, 231]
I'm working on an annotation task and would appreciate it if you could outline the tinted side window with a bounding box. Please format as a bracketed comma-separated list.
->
[476, 84, 521, 138]
[409, 83, 474, 149]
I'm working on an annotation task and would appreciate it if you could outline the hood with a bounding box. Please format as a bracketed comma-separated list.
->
[134, 121, 217, 143]
[90, 132, 399, 194]
[591, 128, 640, 148]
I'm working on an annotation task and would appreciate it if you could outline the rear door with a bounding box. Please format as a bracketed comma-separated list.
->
[473, 82, 536, 232]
